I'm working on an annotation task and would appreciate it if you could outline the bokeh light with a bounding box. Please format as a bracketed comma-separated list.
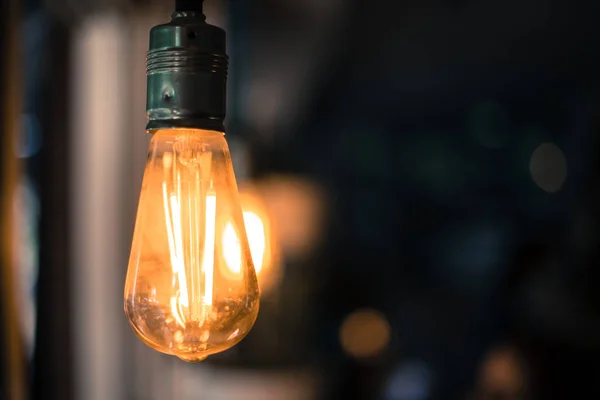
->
[339, 308, 391, 359]
[385, 360, 432, 400]
[258, 175, 326, 260]
[529, 142, 567, 193]
[475, 345, 528, 398]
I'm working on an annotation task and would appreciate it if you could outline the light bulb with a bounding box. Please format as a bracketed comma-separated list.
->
[124, 129, 260, 362]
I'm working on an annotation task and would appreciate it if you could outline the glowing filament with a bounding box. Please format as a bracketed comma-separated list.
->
[202, 194, 216, 306]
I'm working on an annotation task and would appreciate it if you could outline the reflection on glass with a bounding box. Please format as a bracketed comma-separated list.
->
[227, 187, 281, 293]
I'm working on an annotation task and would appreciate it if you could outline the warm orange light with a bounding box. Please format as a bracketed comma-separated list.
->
[476, 346, 527, 395]
[221, 212, 266, 274]
[340, 308, 391, 359]
[242, 211, 267, 275]
[220, 186, 280, 292]
[258, 175, 325, 260]
[222, 221, 242, 275]
[124, 129, 260, 362]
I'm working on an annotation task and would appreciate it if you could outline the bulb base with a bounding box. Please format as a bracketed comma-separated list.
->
[146, 11, 228, 133]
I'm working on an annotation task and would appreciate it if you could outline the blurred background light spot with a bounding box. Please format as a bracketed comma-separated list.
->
[385, 360, 431, 400]
[259, 175, 326, 260]
[17, 113, 43, 158]
[339, 308, 391, 359]
[529, 142, 567, 193]
[468, 101, 510, 149]
[475, 345, 527, 398]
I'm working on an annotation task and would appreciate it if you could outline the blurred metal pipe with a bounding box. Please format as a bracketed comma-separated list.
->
[0, 0, 26, 398]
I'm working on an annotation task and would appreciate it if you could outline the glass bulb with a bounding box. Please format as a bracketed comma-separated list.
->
[124, 129, 260, 362]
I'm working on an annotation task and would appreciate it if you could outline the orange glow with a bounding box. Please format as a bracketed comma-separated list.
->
[242, 211, 267, 274]
[222, 211, 266, 276]
[221, 186, 280, 292]
[124, 129, 259, 362]
[340, 308, 391, 359]
[222, 222, 242, 275]
[258, 175, 325, 260]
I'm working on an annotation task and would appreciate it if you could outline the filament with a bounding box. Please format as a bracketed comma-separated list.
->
[202, 194, 216, 307]
[163, 182, 187, 326]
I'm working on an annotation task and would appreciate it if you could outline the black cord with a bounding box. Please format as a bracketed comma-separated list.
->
[176, 0, 203, 12]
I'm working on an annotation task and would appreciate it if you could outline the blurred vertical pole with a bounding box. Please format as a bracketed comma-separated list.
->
[0, 0, 25, 398]
[70, 13, 129, 400]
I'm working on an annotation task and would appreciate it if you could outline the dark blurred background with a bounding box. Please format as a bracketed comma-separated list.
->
[2, 0, 600, 399]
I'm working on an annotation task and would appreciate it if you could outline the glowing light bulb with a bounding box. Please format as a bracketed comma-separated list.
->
[124, 129, 260, 362]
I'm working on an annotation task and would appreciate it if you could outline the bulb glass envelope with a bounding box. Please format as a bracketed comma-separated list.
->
[124, 129, 259, 362]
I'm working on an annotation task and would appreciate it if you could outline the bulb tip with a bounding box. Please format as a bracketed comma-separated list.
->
[178, 355, 208, 363]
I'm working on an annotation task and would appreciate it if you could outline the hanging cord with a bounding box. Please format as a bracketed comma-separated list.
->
[176, 0, 204, 12]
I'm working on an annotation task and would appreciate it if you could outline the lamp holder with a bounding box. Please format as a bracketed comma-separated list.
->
[146, 0, 228, 133]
